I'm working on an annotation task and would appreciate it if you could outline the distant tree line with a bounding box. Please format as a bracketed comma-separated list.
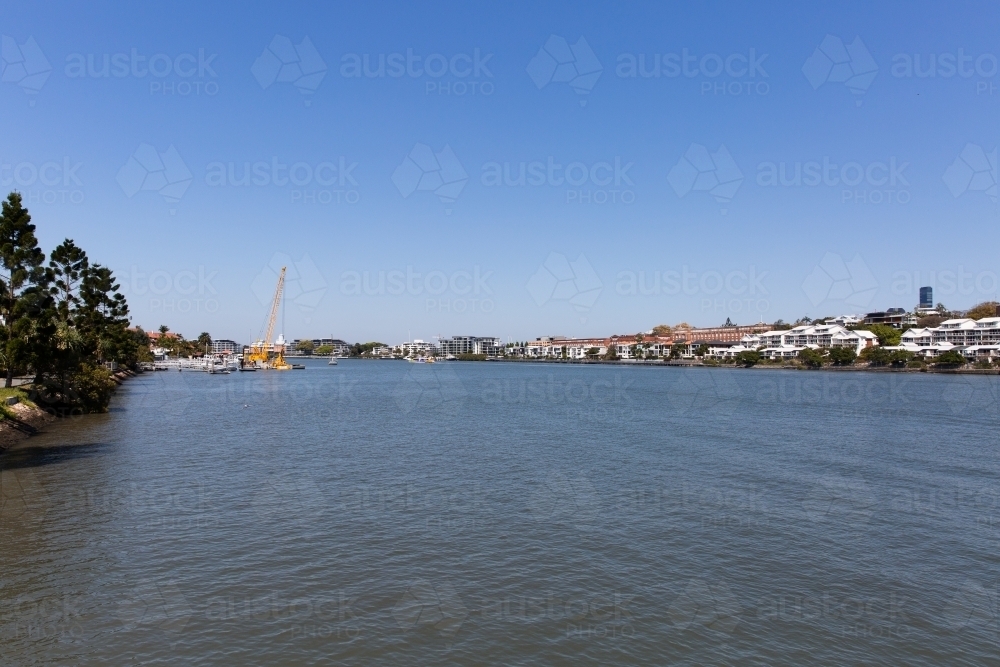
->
[149, 326, 212, 358]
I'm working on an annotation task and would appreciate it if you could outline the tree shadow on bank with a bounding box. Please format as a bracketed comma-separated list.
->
[0, 442, 114, 470]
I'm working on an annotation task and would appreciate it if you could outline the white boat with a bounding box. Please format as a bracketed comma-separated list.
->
[328, 356, 337, 365]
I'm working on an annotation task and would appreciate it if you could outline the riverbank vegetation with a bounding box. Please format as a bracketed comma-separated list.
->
[0, 193, 143, 414]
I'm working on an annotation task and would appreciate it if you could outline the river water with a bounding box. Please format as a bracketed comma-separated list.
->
[2, 360, 998, 665]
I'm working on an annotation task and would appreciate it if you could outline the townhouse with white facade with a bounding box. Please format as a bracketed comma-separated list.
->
[748, 324, 878, 360]
[894, 318, 1000, 359]
[399, 339, 438, 356]
[526, 337, 608, 359]
[524, 335, 676, 360]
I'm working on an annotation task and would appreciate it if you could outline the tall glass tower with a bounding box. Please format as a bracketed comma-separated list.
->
[919, 286, 933, 309]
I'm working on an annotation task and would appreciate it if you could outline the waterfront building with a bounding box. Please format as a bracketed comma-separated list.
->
[437, 336, 502, 357]
[754, 324, 877, 359]
[825, 314, 862, 326]
[887, 317, 1000, 360]
[670, 322, 771, 344]
[706, 343, 756, 359]
[211, 339, 240, 354]
[400, 339, 438, 356]
[524, 335, 676, 359]
[146, 330, 179, 345]
[899, 318, 1000, 359]
[863, 308, 918, 328]
[289, 338, 351, 355]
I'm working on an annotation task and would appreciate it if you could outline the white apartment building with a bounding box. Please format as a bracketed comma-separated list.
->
[525, 336, 675, 360]
[437, 336, 502, 356]
[751, 324, 878, 360]
[706, 344, 756, 359]
[895, 318, 1000, 359]
[211, 339, 240, 354]
[527, 338, 605, 359]
[399, 339, 438, 356]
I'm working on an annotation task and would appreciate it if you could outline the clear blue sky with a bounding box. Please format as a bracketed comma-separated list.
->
[2, 1, 997, 344]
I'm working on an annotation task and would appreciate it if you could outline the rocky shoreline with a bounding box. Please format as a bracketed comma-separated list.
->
[0, 402, 56, 451]
[0, 369, 138, 452]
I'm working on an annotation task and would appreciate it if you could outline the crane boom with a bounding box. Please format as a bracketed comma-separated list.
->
[244, 266, 291, 369]
[262, 266, 286, 353]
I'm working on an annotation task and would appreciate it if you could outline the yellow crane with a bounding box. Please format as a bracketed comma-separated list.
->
[245, 267, 291, 370]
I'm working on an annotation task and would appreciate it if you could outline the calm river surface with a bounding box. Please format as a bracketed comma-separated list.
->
[2, 360, 999, 665]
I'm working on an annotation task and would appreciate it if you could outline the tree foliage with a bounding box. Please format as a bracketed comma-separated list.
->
[350, 341, 386, 356]
[0, 193, 141, 412]
[859, 346, 891, 366]
[861, 323, 902, 346]
[734, 350, 760, 367]
[966, 301, 999, 320]
[798, 348, 824, 368]
[827, 347, 857, 366]
[935, 350, 967, 366]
